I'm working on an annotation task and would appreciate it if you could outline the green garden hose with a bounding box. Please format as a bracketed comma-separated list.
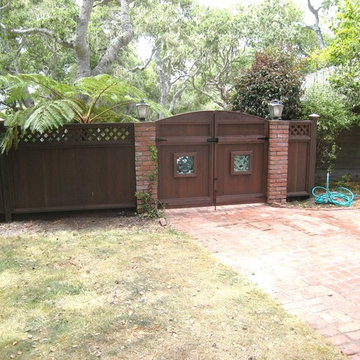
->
[312, 173, 360, 207]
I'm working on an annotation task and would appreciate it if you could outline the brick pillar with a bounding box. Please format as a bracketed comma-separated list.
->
[134, 122, 158, 209]
[267, 120, 290, 204]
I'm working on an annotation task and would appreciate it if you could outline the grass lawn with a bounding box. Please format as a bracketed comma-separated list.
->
[0, 215, 345, 360]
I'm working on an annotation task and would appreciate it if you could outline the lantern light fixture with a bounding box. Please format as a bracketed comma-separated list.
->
[268, 99, 284, 120]
[136, 99, 150, 122]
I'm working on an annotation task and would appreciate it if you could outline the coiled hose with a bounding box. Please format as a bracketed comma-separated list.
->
[312, 173, 359, 207]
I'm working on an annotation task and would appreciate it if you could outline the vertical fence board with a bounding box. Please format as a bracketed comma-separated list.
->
[0, 151, 13, 222]
[0, 160, 3, 215]
[0, 122, 13, 221]
[287, 120, 316, 197]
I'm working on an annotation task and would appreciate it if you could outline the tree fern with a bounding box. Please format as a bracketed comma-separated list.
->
[23, 99, 84, 132]
[0, 74, 74, 102]
[0, 109, 33, 153]
[0, 73, 169, 153]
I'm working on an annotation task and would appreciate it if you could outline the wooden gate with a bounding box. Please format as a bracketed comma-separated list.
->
[156, 111, 268, 208]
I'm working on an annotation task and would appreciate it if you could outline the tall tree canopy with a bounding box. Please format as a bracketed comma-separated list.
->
[0, 0, 333, 114]
[0, 0, 135, 79]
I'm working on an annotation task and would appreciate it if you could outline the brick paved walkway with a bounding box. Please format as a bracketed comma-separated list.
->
[166, 204, 360, 359]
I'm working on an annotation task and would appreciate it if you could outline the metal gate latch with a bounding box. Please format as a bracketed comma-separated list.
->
[207, 137, 219, 143]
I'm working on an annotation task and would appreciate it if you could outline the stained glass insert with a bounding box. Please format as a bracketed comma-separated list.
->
[177, 155, 195, 175]
[233, 154, 250, 172]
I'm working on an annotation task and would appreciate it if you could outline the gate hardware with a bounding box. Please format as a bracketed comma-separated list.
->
[207, 137, 219, 143]
[257, 136, 269, 140]
[156, 137, 168, 142]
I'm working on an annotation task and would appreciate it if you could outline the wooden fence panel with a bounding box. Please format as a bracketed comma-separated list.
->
[0, 123, 136, 221]
[0, 156, 4, 215]
[316, 125, 360, 181]
[287, 120, 317, 197]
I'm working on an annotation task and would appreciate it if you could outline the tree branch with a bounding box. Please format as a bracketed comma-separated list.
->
[169, 82, 188, 113]
[191, 76, 225, 109]
[130, 45, 158, 72]
[0, 23, 74, 49]
[92, 0, 134, 75]
[93, 0, 113, 8]
[307, 0, 325, 49]
[0, 2, 9, 12]
[307, 0, 322, 18]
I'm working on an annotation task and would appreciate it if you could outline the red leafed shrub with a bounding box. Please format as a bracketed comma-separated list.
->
[230, 50, 304, 120]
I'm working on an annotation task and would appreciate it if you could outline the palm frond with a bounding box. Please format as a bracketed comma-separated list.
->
[89, 107, 138, 123]
[146, 99, 172, 117]
[0, 73, 166, 152]
[75, 75, 145, 104]
[0, 74, 76, 107]
[0, 109, 32, 153]
[0, 127, 17, 154]
[23, 99, 84, 133]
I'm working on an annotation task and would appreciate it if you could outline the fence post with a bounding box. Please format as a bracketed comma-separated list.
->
[0, 122, 12, 222]
[308, 114, 319, 191]
[134, 122, 158, 211]
[267, 120, 290, 205]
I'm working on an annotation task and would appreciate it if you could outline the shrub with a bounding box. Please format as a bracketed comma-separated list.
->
[230, 50, 304, 120]
[302, 82, 356, 171]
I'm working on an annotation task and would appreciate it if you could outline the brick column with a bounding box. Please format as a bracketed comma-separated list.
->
[267, 120, 289, 204]
[134, 122, 158, 210]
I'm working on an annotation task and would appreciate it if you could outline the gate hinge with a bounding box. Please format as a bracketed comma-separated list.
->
[207, 137, 219, 143]
[155, 137, 168, 142]
[258, 136, 269, 140]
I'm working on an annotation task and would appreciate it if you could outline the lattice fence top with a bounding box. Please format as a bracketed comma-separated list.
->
[289, 122, 311, 137]
[18, 123, 134, 147]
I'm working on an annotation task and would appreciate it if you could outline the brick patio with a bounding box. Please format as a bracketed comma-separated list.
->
[166, 204, 360, 359]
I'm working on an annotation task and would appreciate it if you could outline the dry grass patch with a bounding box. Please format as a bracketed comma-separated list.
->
[0, 216, 345, 360]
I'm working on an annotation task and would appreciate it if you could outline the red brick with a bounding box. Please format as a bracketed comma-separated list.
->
[347, 331, 360, 341]
[339, 323, 360, 333]
[142, 161, 156, 166]
[268, 160, 288, 165]
[340, 343, 360, 356]
[329, 334, 350, 346]
[319, 327, 339, 337]
[268, 166, 287, 171]
[269, 147, 288, 152]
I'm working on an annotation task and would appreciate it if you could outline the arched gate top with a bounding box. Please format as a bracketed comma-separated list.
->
[156, 111, 266, 124]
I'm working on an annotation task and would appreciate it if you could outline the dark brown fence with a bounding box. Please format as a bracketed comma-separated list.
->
[287, 120, 317, 197]
[317, 125, 360, 181]
[0, 123, 136, 221]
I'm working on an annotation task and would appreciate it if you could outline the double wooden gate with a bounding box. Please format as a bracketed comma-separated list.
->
[156, 111, 268, 208]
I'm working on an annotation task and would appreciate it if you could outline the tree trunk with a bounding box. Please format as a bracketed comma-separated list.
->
[74, 0, 94, 78]
[155, 47, 168, 114]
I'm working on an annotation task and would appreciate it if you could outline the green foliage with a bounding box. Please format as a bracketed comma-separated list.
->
[0, 0, 334, 114]
[322, 0, 360, 107]
[244, 0, 318, 54]
[135, 191, 163, 219]
[230, 50, 304, 119]
[0, 73, 169, 153]
[302, 82, 356, 171]
[0, 0, 77, 79]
